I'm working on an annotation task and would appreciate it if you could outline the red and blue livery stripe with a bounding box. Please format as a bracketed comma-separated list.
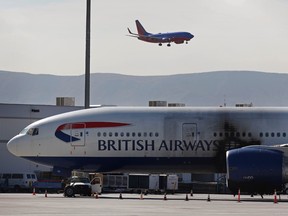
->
[55, 122, 130, 142]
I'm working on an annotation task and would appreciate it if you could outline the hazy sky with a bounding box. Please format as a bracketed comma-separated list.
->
[0, 0, 288, 76]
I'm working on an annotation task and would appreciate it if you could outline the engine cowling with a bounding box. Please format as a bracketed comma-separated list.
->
[226, 146, 288, 195]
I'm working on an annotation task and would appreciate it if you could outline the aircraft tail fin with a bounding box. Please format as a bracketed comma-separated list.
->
[136, 20, 149, 36]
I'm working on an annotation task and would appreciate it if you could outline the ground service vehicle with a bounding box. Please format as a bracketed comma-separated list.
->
[64, 176, 91, 197]
[0, 172, 37, 192]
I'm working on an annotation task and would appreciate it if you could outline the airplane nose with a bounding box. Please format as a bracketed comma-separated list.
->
[7, 135, 20, 156]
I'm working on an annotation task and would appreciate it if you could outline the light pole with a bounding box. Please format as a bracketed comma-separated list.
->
[85, 0, 91, 109]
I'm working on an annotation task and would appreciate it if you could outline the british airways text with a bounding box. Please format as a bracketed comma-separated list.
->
[98, 139, 220, 152]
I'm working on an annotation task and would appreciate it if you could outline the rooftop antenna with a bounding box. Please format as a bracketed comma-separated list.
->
[85, 0, 91, 109]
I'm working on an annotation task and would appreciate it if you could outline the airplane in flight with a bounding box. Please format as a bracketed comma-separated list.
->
[7, 106, 288, 195]
[127, 20, 194, 47]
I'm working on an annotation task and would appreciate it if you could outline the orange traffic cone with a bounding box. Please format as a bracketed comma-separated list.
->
[164, 193, 167, 201]
[237, 188, 241, 203]
[32, 187, 36, 195]
[119, 193, 123, 200]
[274, 190, 278, 204]
[207, 194, 211, 202]
[95, 193, 99, 199]
[190, 189, 193, 197]
[140, 192, 144, 200]
[185, 194, 189, 201]
[45, 190, 47, 198]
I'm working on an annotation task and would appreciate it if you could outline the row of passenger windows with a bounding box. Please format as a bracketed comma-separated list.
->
[213, 132, 287, 138]
[96, 132, 160, 138]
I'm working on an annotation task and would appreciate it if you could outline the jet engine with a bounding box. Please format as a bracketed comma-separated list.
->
[226, 146, 288, 195]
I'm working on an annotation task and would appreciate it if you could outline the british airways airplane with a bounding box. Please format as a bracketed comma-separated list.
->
[7, 106, 288, 195]
[127, 20, 194, 47]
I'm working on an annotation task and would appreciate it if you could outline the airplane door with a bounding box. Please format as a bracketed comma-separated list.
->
[182, 123, 197, 156]
[70, 123, 86, 146]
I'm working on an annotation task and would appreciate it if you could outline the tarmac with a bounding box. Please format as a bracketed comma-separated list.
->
[0, 193, 287, 216]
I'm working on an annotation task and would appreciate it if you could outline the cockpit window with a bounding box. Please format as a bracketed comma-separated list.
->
[20, 128, 29, 135]
[21, 128, 39, 136]
[30, 128, 39, 136]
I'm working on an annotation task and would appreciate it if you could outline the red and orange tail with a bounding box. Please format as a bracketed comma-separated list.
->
[136, 20, 149, 36]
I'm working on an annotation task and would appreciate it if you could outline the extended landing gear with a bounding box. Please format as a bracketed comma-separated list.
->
[158, 43, 171, 47]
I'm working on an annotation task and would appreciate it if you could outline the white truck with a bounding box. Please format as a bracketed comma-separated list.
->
[63, 176, 102, 197]
[0, 172, 37, 192]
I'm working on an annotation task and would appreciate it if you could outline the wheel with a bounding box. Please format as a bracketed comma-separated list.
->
[158, 43, 162, 46]
[167, 43, 171, 47]
[64, 186, 74, 197]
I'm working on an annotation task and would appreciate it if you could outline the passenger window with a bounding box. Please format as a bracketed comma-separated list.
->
[3, 174, 11, 178]
[260, 133, 263, 137]
[155, 133, 159, 137]
[283, 133, 286, 137]
[12, 174, 23, 179]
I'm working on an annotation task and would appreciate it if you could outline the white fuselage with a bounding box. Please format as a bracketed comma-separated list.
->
[7, 107, 288, 173]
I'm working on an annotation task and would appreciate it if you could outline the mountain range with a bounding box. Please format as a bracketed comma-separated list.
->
[1, 70, 288, 107]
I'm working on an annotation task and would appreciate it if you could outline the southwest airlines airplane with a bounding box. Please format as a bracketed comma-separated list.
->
[127, 20, 194, 46]
[7, 106, 288, 195]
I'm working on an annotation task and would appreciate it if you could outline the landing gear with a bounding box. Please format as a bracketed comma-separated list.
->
[186, 41, 188, 44]
[158, 43, 162, 46]
[167, 43, 171, 47]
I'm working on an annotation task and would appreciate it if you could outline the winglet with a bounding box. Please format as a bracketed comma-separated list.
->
[127, 28, 133, 34]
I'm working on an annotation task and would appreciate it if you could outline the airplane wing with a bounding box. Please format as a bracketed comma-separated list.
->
[126, 35, 139, 38]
